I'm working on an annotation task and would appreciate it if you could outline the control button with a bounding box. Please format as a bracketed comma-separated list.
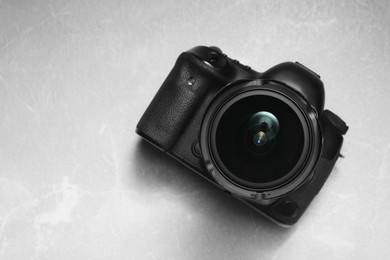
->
[187, 76, 196, 86]
[191, 142, 201, 158]
[206, 51, 227, 68]
[273, 200, 299, 218]
[207, 52, 220, 63]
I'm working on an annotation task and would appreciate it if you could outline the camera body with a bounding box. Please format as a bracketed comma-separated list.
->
[136, 46, 348, 226]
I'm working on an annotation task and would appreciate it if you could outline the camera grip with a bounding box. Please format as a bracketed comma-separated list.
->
[137, 52, 229, 151]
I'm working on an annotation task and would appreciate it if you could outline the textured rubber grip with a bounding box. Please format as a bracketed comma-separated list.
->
[136, 52, 228, 151]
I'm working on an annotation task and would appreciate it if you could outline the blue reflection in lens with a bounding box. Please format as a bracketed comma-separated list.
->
[249, 111, 280, 146]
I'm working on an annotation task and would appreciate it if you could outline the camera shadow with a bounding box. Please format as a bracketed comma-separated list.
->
[131, 140, 295, 256]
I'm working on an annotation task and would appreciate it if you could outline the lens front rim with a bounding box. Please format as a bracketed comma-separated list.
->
[199, 80, 322, 200]
[211, 90, 309, 189]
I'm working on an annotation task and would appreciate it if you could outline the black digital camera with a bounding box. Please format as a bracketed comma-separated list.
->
[136, 46, 348, 226]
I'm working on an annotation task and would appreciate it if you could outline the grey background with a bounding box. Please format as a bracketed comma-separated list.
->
[1, 0, 389, 259]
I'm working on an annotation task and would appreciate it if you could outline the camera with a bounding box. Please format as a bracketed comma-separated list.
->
[136, 46, 348, 226]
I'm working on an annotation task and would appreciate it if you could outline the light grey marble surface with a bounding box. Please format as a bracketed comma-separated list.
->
[1, 0, 389, 259]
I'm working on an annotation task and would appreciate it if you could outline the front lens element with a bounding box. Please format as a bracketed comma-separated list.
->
[215, 95, 305, 187]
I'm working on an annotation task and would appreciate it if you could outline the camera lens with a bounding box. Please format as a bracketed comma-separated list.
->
[212, 92, 307, 188]
[201, 81, 321, 197]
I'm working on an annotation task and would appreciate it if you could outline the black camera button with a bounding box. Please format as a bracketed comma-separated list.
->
[207, 52, 219, 62]
[273, 200, 299, 219]
[191, 142, 201, 158]
[206, 51, 227, 68]
[187, 76, 196, 86]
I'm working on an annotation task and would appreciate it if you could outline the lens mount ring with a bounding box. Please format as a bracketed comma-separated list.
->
[199, 79, 322, 200]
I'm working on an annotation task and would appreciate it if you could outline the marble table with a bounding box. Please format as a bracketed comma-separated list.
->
[1, 0, 389, 259]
